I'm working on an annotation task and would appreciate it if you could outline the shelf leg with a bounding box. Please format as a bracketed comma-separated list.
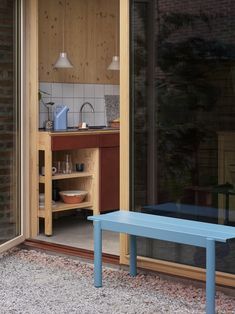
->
[45, 214, 52, 236]
[44, 142, 52, 236]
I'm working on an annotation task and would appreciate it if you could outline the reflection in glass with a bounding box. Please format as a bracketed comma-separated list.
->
[0, 1, 21, 244]
[131, 0, 235, 274]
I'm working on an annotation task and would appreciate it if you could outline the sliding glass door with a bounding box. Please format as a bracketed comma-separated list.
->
[131, 0, 235, 275]
[0, 0, 22, 249]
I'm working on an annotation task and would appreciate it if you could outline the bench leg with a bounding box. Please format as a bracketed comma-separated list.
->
[206, 238, 215, 314]
[94, 220, 102, 287]
[130, 235, 137, 276]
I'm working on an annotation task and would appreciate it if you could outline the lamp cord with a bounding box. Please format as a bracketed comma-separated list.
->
[62, 0, 65, 51]
[116, 12, 118, 56]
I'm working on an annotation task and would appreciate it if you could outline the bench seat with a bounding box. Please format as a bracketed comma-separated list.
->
[88, 210, 235, 314]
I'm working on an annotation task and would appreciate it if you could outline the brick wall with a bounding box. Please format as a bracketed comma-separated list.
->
[0, 0, 16, 243]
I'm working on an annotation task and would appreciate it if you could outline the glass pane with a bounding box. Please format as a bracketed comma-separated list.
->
[131, 0, 235, 274]
[0, 0, 21, 244]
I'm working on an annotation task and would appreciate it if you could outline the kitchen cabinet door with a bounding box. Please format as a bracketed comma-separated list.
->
[100, 147, 120, 212]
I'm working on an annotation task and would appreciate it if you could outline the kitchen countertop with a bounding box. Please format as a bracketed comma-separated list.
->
[38, 127, 119, 136]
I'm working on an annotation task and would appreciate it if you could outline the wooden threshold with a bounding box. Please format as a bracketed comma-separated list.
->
[21, 239, 120, 265]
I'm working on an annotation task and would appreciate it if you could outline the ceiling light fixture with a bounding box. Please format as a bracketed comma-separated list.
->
[54, 0, 73, 68]
[108, 11, 119, 71]
[108, 56, 120, 71]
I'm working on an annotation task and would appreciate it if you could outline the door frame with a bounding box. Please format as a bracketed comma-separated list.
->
[0, 0, 31, 253]
[24, 0, 39, 239]
[10, 0, 235, 288]
[119, 0, 235, 288]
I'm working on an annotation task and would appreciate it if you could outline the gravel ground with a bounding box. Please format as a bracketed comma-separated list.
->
[0, 249, 234, 314]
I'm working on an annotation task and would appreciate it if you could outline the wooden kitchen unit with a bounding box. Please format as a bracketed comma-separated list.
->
[36, 130, 119, 236]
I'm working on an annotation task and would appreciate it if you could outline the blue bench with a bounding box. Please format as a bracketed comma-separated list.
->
[88, 211, 235, 314]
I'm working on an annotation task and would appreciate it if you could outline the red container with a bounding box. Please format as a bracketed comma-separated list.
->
[59, 190, 87, 204]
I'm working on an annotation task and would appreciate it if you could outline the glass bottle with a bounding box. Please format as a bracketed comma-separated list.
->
[63, 154, 72, 174]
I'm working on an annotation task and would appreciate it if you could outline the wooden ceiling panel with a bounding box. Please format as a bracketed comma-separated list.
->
[39, 0, 119, 84]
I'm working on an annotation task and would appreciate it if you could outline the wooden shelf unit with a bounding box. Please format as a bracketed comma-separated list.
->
[37, 132, 99, 236]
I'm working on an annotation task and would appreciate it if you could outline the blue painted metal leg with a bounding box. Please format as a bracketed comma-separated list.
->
[206, 238, 216, 314]
[130, 235, 137, 276]
[94, 220, 102, 287]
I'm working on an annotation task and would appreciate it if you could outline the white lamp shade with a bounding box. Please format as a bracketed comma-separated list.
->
[54, 52, 73, 68]
[108, 56, 120, 70]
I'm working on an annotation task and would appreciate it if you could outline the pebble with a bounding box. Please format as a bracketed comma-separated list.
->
[0, 248, 234, 314]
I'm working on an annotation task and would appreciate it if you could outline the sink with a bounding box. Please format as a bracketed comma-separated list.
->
[66, 126, 106, 130]
[88, 126, 118, 131]
[88, 125, 106, 130]
[64, 126, 118, 132]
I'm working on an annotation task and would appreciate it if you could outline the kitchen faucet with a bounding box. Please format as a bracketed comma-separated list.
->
[79, 102, 95, 126]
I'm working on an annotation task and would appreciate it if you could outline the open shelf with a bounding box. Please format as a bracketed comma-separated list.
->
[37, 140, 100, 235]
[38, 201, 93, 218]
[39, 172, 93, 183]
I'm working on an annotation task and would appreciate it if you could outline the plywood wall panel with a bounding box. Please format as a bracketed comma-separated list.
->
[39, 0, 119, 84]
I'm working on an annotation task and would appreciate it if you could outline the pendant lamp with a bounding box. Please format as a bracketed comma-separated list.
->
[108, 12, 119, 71]
[54, 0, 73, 68]
[108, 56, 120, 70]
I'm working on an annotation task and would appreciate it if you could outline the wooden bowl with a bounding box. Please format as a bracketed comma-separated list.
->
[109, 121, 120, 128]
[59, 190, 87, 204]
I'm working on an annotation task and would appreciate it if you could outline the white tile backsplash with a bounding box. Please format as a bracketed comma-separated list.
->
[113, 85, 120, 95]
[39, 82, 119, 128]
[39, 113, 48, 128]
[74, 84, 84, 98]
[104, 84, 114, 95]
[67, 113, 74, 127]
[95, 84, 105, 98]
[84, 84, 95, 98]
[62, 83, 74, 98]
[74, 98, 85, 113]
[39, 82, 51, 95]
[51, 97, 63, 106]
[74, 113, 81, 127]
[95, 112, 105, 126]
[39, 99, 50, 113]
[51, 83, 63, 97]
[95, 98, 105, 112]
[62, 98, 74, 112]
